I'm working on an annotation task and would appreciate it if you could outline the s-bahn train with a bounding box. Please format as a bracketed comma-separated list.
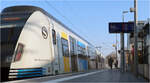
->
[0, 6, 105, 81]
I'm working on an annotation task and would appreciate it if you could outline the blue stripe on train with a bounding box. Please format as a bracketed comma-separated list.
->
[18, 72, 43, 75]
[17, 74, 43, 78]
[16, 68, 46, 78]
[18, 68, 43, 72]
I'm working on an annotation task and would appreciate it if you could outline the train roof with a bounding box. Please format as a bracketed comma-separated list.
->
[2, 5, 93, 46]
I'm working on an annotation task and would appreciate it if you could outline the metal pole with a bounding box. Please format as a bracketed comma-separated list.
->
[116, 34, 118, 59]
[134, 0, 138, 76]
[120, 13, 125, 72]
[121, 10, 129, 72]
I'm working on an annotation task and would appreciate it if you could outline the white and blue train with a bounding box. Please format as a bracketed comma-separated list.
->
[0, 6, 105, 81]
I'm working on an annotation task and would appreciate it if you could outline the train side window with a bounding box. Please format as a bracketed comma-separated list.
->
[52, 29, 56, 45]
[61, 38, 69, 56]
[69, 36, 75, 55]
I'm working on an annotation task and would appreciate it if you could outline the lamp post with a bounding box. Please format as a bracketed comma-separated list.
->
[133, 0, 138, 76]
[121, 11, 129, 72]
[130, 0, 138, 77]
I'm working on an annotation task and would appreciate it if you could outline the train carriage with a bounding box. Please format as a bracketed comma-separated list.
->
[0, 6, 104, 81]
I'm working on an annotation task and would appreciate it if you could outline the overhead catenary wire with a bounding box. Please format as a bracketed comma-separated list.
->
[44, 0, 94, 44]
[44, 0, 118, 56]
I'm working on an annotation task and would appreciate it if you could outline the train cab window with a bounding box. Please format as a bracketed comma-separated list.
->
[52, 29, 56, 45]
[0, 12, 32, 64]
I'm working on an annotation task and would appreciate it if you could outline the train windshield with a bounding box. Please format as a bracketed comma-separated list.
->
[0, 12, 31, 68]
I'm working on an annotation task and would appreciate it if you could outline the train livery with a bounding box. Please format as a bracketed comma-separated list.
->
[0, 6, 105, 81]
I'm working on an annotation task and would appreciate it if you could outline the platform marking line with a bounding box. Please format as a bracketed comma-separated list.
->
[5, 73, 75, 83]
[43, 69, 107, 83]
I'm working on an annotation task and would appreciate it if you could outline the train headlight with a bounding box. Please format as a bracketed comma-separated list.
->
[14, 43, 24, 62]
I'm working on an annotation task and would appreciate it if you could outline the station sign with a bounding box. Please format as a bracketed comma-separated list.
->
[109, 22, 134, 33]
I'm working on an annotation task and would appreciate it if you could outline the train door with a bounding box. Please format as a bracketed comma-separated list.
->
[56, 33, 63, 74]
[61, 32, 70, 73]
[69, 36, 77, 72]
[51, 29, 60, 75]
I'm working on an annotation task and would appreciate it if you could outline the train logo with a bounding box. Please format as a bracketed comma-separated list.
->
[42, 26, 48, 39]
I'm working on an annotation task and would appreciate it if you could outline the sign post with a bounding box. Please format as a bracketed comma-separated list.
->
[109, 22, 134, 72]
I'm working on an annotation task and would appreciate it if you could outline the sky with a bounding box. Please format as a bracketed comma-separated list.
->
[0, 0, 149, 57]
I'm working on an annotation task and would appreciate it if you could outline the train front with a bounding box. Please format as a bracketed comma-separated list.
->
[0, 6, 33, 82]
[1, 6, 54, 81]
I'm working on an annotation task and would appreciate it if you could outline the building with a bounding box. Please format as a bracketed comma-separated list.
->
[127, 19, 150, 81]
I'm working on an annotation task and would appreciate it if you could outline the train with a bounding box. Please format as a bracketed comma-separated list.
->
[0, 6, 105, 81]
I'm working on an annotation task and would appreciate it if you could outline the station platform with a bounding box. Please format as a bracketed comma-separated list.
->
[5, 69, 148, 83]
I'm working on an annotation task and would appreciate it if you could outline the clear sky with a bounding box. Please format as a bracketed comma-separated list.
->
[1, 0, 149, 56]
